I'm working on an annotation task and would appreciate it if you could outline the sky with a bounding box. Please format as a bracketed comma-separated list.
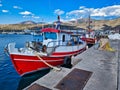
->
[0, 0, 120, 24]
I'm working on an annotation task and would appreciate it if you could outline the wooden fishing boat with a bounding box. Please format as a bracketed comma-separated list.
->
[6, 16, 87, 76]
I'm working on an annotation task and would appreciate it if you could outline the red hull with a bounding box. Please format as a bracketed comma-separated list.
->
[81, 37, 96, 44]
[10, 54, 64, 76]
[52, 47, 86, 56]
[10, 47, 86, 76]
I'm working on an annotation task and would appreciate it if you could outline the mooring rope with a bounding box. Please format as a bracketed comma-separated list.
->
[34, 52, 61, 71]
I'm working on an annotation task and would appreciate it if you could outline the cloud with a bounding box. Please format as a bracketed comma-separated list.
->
[79, 6, 86, 9]
[66, 5, 120, 19]
[23, 15, 27, 18]
[54, 9, 65, 15]
[32, 16, 40, 19]
[0, 4, 2, 7]
[66, 10, 89, 20]
[13, 6, 22, 9]
[22, 14, 40, 19]
[19, 11, 33, 15]
[20, 10, 40, 19]
[90, 5, 120, 17]
[2, 10, 9, 13]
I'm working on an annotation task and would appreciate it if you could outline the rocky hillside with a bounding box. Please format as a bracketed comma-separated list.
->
[0, 18, 120, 31]
[65, 18, 120, 30]
[19, 21, 37, 24]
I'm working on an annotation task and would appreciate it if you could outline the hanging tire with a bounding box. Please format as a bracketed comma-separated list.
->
[61, 56, 72, 68]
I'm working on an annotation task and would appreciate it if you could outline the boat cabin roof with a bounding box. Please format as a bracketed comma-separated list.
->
[41, 28, 72, 34]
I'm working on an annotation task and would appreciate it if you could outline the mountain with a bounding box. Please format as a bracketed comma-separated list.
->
[19, 21, 37, 24]
[0, 18, 120, 31]
[66, 18, 120, 30]
[19, 21, 46, 25]
[69, 18, 88, 23]
[37, 22, 46, 24]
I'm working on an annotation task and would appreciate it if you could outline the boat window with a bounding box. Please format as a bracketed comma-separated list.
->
[44, 32, 57, 40]
[62, 35, 65, 42]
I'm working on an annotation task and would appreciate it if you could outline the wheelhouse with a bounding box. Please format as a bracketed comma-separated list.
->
[41, 28, 71, 47]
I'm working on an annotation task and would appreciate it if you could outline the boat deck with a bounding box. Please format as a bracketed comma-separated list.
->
[24, 40, 119, 90]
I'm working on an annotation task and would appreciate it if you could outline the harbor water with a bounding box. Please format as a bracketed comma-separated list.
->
[0, 34, 50, 90]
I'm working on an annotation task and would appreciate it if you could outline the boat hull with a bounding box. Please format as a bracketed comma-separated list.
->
[52, 47, 86, 57]
[10, 54, 64, 76]
[81, 37, 96, 44]
[10, 47, 86, 76]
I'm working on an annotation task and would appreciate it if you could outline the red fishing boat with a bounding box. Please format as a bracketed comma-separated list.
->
[81, 37, 96, 44]
[81, 31, 96, 45]
[6, 16, 87, 76]
[81, 15, 96, 45]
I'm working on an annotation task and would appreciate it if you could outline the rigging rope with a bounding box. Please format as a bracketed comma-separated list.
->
[34, 52, 61, 71]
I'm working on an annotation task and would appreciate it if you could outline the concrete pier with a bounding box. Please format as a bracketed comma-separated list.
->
[24, 40, 119, 90]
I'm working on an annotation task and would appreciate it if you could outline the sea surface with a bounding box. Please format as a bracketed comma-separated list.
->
[0, 34, 50, 90]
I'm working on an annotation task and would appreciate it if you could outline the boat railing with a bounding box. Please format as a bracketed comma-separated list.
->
[46, 40, 68, 47]
[46, 39, 84, 48]
[46, 40, 69, 55]
[46, 39, 85, 55]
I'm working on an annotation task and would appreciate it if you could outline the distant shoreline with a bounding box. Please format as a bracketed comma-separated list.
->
[0, 18, 120, 31]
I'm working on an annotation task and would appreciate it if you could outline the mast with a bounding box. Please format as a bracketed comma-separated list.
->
[88, 14, 91, 32]
[42, 18, 44, 29]
[58, 15, 60, 21]
[55, 15, 61, 30]
[87, 14, 92, 36]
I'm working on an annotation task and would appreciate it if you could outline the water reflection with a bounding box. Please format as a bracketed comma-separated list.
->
[17, 69, 50, 90]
